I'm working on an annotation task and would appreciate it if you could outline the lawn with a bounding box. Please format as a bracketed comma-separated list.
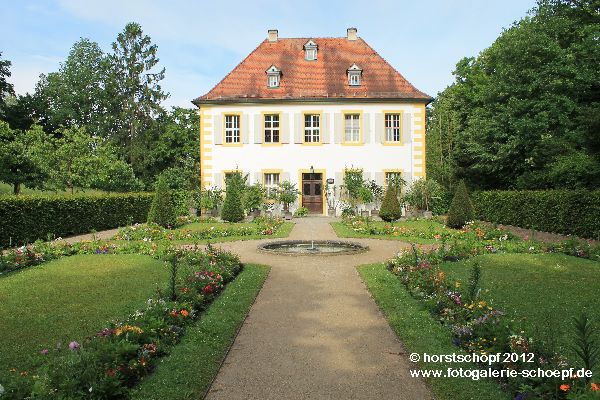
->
[0, 254, 168, 378]
[132, 264, 270, 400]
[439, 253, 600, 362]
[331, 218, 454, 244]
[358, 263, 509, 400]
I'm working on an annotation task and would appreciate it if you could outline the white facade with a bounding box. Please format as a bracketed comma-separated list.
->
[199, 101, 426, 215]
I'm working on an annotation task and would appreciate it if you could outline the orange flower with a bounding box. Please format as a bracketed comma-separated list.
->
[559, 384, 570, 392]
[591, 383, 599, 391]
[180, 310, 189, 317]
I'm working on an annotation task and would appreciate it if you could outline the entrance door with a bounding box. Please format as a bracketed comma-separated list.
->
[301, 173, 323, 214]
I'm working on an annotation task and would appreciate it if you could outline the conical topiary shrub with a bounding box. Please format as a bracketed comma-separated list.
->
[446, 180, 474, 228]
[147, 175, 177, 227]
[379, 185, 402, 222]
[221, 173, 245, 222]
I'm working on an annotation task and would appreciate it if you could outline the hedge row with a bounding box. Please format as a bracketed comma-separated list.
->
[0, 193, 154, 248]
[472, 190, 600, 239]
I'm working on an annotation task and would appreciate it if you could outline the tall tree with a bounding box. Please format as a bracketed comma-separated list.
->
[35, 39, 113, 136]
[109, 22, 168, 171]
[427, 0, 600, 190]
[0, 51, 16, 119]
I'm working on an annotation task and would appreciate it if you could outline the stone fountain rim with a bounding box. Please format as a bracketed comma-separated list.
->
[257, 239, 369, 256]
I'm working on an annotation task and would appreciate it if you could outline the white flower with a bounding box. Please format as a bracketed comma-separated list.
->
[529, 246, 535, 251]
[0, 383, 5, 396]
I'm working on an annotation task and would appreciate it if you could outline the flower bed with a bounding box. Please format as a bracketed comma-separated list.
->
[114, 217, 284, 242]
[1, 245, 243, 399]
[386, 229, 600, 398]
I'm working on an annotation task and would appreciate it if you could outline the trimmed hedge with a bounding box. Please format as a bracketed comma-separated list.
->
[472, 190, 600, 239]
[0, 193, 153, 248]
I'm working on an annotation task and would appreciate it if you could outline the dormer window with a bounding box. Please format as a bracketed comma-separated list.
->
[304, 40, 317, 61]
[266, 65, 281, 88]
[347, 63, 362, 86]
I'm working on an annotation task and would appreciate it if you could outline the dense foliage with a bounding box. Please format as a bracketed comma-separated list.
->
[0, 193, 153, 248]
[0, 23, 199, 192]
[473, 189, 600, 239]
[427, 0, 600, 191]
[446, 181, 474, 228]
[379, 185, 402, 222]
[147, 176, 177, 228]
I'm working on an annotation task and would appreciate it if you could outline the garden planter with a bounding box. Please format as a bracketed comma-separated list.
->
[284, 211, 293, 220]
[371, 209, 379, 217]
[250, 209, 261, 218]
[328, 208, 336, 217]
[210, 208, 219, 217]
[423, 210, 433, 219]
[361, 210, 370, 218]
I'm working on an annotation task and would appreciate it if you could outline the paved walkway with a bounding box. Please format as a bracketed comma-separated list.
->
[206, 217, 432, 400]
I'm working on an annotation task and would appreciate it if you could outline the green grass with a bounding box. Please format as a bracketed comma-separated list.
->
[331, 219, 452, 244]
[131, 264, 270, 400]
[0, 254, 167, 378]
[357, 263, 509, 400]
[440, 253, 600, 361]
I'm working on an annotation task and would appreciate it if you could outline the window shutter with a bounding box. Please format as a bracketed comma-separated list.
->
[362, 113, 370, 144]
[213, 173, 223, 189]
[402, 113, 412, 145]
[281, 113, 290, 143]
[334, 113, 342, 143]
[241, 114, 249, 144]
[294, 113, 302, 143]
[213, 115, 223, 145]
[254, 172, 262, 184]
[321, 113, 330, 143]
[282, 171, 290, 182]
[254, 115, 262, 144]
[374, 172, 384, 185]
[374, 113, 383, 143]
[335, 172, 343, 186]
[363, 171, 372, 182]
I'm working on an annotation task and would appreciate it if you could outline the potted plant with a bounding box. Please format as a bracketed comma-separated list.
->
[405, 179, 445, 218]
[343, 168, 364, 215]
[367, 180, 384, 217]
[199, 186, 222, 217]
[278, 181, 300, 220]
[358, 185, 373, 217]
[243, 183, 265, 218]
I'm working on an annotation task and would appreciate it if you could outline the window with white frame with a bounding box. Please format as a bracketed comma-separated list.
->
[264, 114, 280, 143]
[304, 114, 320, 143]
[384, 113, 401, 142]
[268, 74, 279, 88]
[385, 171, 404, 193]
[304, 40, 317, 61]
[224, 115, 240, 143]
[347, 63, 362, 86]
[263, 172, 280, 195]
[344, 114, 360, 142]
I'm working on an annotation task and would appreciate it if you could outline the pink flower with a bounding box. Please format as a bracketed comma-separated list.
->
[40, 349, 49, 355]
[68, 341, 80, 351]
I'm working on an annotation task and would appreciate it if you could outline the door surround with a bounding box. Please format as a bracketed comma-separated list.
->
[297, 168, 326, 215]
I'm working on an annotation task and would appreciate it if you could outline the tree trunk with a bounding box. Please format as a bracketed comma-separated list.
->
[14, 182, 21, 195]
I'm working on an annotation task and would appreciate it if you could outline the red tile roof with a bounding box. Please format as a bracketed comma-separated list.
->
[193, 37, 432, 104]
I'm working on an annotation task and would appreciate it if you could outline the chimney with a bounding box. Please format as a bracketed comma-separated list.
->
[347, 27, 358, 41]
[268, 29, 278, 42]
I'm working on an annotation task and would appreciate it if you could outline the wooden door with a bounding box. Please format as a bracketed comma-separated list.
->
[301, 173, 323, 214]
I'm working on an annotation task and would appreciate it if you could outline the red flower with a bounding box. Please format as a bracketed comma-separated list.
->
[559, 384, 570, 392]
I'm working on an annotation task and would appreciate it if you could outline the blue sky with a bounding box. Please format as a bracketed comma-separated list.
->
[2, 0, 538, 108]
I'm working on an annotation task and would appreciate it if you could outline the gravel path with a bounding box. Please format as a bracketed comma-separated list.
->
[205, 217, 433, 400]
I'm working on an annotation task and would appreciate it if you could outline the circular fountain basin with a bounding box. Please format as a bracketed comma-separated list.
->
[257, 240, 369, 256]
